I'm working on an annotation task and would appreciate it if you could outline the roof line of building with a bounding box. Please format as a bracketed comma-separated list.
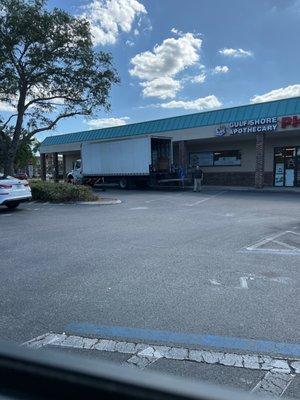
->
[43, 96, 300, 142]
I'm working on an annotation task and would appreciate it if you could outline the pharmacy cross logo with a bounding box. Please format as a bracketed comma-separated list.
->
[215, 125, 227, 136]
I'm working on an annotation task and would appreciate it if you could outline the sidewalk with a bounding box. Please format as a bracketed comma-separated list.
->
[201, 185, 300, 194]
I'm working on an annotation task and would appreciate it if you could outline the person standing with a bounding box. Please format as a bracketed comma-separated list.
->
[193, 165, 203, 192]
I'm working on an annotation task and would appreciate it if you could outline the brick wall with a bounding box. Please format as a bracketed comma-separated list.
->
[264, 171, 273, 186]
[255, 132, 265, 188]
[202, 171, 274, 186]
[203, 172, 255, 186]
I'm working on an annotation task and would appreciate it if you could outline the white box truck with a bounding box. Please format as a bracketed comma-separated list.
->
[67, 136, 173, 189]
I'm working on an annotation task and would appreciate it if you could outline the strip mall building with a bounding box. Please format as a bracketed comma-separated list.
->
[40, 96, 300, 188]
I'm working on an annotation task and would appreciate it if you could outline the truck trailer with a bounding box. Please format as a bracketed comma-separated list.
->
[67, 135, 175, 189]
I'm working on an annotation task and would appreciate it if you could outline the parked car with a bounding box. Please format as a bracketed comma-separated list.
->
[0, 175, 32, 209]
[13, 172, 28, 180]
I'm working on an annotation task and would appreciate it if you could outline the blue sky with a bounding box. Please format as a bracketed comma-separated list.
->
[2, 0, 300, 141]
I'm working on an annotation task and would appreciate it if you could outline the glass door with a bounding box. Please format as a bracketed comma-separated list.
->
[284, 147, 296, 187]
[296, 147, 300, 187]
[274, 147, 296, 187]
[274, 147, 285, 187]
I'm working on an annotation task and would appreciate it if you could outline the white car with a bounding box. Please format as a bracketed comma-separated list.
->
[0, 175, 32, 209]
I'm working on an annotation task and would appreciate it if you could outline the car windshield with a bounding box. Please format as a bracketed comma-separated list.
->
[1, 1, 299, 399]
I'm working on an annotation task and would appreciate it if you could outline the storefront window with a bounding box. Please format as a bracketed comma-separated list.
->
[213, 150, 241, 166]
[190, 152, 214, 166]
[189, 150, 241, 167]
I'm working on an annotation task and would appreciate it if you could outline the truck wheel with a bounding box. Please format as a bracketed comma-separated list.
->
[119, 177, 128, 189]
[67, 175, 74, 184]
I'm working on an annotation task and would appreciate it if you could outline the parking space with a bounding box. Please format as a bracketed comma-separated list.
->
[1, 188, 300, 397]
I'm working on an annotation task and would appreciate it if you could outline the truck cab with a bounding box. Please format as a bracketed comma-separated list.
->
[67, 159, 82, 183]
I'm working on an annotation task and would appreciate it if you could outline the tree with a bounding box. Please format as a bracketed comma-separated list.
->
[0, 128, 39, 171]
[14, 137, 39, 171]
[0, 0, 119, 176]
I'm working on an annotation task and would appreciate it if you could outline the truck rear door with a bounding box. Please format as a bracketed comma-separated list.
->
[151, 138, 172, 173]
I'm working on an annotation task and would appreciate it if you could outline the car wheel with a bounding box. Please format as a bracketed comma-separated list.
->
[119, 177, 128, 189]
[6, 202, 20, 210]
[67, 175, 74, 184]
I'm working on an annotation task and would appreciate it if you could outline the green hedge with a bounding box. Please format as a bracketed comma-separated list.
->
[30, 180, 98, 202]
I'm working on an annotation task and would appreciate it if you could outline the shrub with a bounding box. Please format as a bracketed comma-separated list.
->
[30, 180, 98, 202]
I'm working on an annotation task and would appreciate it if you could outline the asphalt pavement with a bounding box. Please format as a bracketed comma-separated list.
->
[1, 188, 299, 397]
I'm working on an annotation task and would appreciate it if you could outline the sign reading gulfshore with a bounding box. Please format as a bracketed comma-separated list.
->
[230, 117, 278, 135]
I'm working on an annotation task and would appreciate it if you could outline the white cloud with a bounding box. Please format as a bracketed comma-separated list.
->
[213, 65, 229, 74]
[81, 0, 147, 46]
[191, 72, 206, 83]
[130, 32, 202, 81]
[219, 48, 253, 58]
[126, 39, 135, 46]
[133, 28, 139, 35]
[170, 27, 185, 36]
[141, 77, 181, 99]
[160, 95, 222, 111]
[270, 0, 300, 15]
[85, 116, 130, 128]
[0, 102, 15, 112]
[130, 32, 202, 99]
[250, 84, 300, 103]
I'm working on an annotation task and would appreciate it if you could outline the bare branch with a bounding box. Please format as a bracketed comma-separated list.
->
[25, 96, 86, 109]
[29, 111, 89, 137]
[0, 113, 18, 130]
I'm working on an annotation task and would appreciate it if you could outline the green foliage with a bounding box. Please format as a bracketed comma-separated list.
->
[0, 0, 119, 175]
[30, 180, 98, 202]
[14, 139, 38, 169]
[0, 137, 38, 169]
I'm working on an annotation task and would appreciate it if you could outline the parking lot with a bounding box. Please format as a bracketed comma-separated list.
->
[1, 188, 300, 397]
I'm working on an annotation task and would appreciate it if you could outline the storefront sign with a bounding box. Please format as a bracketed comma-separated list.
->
[215, 117, 278, 137]
[229, 117, 278, 135]
[274, 163, 284, 187]
[215, 114, 300, 137]
[281, 115, 300, 129]
[215, 125, 227, 136]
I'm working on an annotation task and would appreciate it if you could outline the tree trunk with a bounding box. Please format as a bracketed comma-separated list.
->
[3, 148, 16, 176]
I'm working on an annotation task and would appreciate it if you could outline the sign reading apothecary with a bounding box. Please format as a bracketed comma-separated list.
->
[229, 117, 278, 135]
[215, 117, 278, 136]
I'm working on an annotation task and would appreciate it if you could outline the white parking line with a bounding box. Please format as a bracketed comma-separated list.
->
[244, 230, 300, 254]
[272, 240, 299, 251]
[185, 199, 209, 207]
[252, 371, 295, 397]
[239, 277, 249, 289]
[130, 207, 149, 210]
[184, 191, 227, 207]
[209, 279, 221, 286]
[246, 231, 288, 250]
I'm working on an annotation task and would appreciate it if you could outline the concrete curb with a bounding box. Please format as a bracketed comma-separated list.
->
[76, 198, 121, 205]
